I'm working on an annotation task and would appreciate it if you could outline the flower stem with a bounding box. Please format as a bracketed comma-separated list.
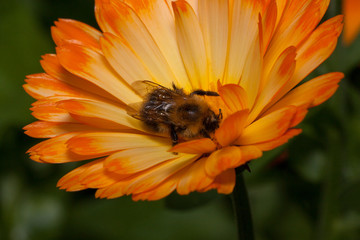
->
[231, 170, 254, 240]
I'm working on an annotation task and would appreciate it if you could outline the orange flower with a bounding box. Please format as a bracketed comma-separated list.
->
[24, 0, 344, 201]
[343, 0, 360, 45]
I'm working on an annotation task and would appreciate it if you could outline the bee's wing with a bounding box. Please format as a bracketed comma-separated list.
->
[131, 80, 182, 98]
[126, 102, 143, 120]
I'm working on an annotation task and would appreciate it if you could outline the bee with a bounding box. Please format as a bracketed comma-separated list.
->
[127, 81, 222, 145]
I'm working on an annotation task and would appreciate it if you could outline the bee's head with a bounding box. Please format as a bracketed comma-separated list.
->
[203, 109, 222, 133]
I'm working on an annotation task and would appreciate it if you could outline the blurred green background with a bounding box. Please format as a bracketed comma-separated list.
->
[0, 0, 360, 239]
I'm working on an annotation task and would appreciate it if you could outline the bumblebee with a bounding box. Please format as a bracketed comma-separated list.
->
[127, 81, 222, 145]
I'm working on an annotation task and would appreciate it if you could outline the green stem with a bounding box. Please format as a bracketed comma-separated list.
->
[231, 170, 254, 240]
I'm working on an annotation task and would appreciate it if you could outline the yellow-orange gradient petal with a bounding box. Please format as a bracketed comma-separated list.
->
[57, 99, 143, 130]
[218, 83, 248, 112]
[27, 133, 97, 163]
[67, 132, 168, 156]
[343, 0, 360, 45]
[56, 44, 140, 104]
[236, 106, 297, 145]
[201, 169, 236, 194]
[205, 146, 262, 177]
[169, 138, 216, 154]
[172, 0, 208, 89]
[215, 110, 249, 147]
[177, 157, 214, 195]
[104, 146, 177, 175]
[253, 129, 302, 151]
[23, 121, 98, 138]
[51, 18, 101, 51]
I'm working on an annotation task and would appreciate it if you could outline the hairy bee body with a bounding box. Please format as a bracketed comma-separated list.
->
[128, 81, 222, 145]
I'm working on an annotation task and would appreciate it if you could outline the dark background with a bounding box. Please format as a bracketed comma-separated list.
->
[1, 0, 360, 239]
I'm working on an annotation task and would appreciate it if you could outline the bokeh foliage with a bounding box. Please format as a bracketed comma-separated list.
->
[0, 0, 359, 239]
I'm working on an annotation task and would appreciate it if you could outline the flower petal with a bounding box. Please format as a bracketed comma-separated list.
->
[343, 0, 360, 45]
[57, 99, 143, 130]
[215, 110, 249, 147]
[67, 132, 168, 155]
[202, 169, 236, 194]
[172, 0, 208, 89]
[56, 44, 141, 104]
[27, 133, 94, 163]
[119, 0, 191, 89]
[250, 46, 296, 121]
[253, 128, 302, 151]
[95, 0, 185, 89]
[267, 72, 343, 113]
[124, 154, 197, 194]
[23, 121, 98, 138]
[169, 138, 216, 154]
[292, 15, 343, 86]
[177, 157, 214, 195]
[236, 106, 297, 145]
[264, 0, 330, 75]
[51, 18, 101, 50]
[224, 0, 263, 84]
[40, 54, 118, 101]
[104, 146, 176, 175]
[100, 33, 153, 85]
[205, 146, 241, 177]
[199, 0, 229, 83]
[218, 83, 248, 112]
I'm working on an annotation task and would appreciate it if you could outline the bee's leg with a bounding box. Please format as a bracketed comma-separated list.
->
[218, 109, 223, 120]
[190, 90, 219, 97]
[169, 124, 178, 146]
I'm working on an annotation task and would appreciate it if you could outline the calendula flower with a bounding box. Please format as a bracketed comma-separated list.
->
[24, 0, 343, 201]
[343, 0, 360, 45]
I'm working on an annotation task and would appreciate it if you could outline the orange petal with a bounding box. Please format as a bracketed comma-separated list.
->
[218, 83, 248, 112]
[97, 154, 197, 198]
[236, 106, 297, 145]
[23, 121, 98, 138]
[176, 157, 214, 195]
[215, 110, 249, 147]
[51, 18, 101, 50]
[57, 99, 143, 130]
[266, 72, 343, 113]
[24, 73, 98, 100]
[30, 99, 76, 123]
[253, 129, 302, 151]
[198, 0, 229, 83]
[205, 146, 242, 177]
[104, 146, 176, 175]
[56, 44, 141, 104]
[131, 174, 179, 201]
[291, 15, 343, 90]
[57, 162, 89, 191]
[201, 169, 236, 194]
[172, 0, 208, 89]
[250, 46, 296, 122]
[224, 0, 263, 84]
[95, 0, 185, 89]
[343, 0, 360, 45]
[40, 54, 118, 101]
[260, 0, 277, 55]
[111, 0, 191, 89]
[67, 132, 168, 156]
[77, 159, 122, 189]
[169, 138, 216, 154]
[100, 33, 153, 86]
[27, 133, 94, 163]
[124, 154, 198, 195]
[264, 0, 330, 75]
